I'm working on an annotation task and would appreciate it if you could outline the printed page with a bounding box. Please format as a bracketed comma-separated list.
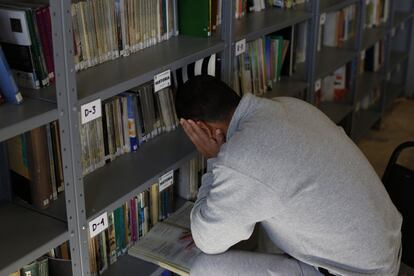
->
[128, 222, 201, 273]
[164, 201, 194, 229]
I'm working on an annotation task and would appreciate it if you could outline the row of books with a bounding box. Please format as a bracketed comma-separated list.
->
[234, 23, 306, 95]
[234, 0, 307, 19]
[9, 242, 72, 276]
[0, 2, 54, 89]
[7, 121, 64, 209]
[365, 0, 390, 29]
[315, 64, 350, 106]
[80, 83, 178, 175]
[80, 53, 218, 175]
[318, 4, 356, 51]
[0, 0, 220, 90]
[359, 40, 385, 74]
[87, 167, 179, 275]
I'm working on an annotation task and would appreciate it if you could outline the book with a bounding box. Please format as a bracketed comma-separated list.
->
[0, 45, 23, 104]
[178, 0, 210, 37]
[128, 202, 201, 276]
[7, 126, 53, 209]
[21, 261, 38, 276]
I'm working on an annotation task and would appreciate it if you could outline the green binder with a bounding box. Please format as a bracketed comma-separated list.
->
[178, 0, 210, 37]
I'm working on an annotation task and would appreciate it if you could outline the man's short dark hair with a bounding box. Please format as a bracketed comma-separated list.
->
[175, 75, 241, 122]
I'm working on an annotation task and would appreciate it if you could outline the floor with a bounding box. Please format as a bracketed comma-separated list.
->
[357, 98, 414, 276]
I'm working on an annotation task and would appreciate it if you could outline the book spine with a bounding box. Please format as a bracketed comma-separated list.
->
[0, 46, 23, 104]
[27, 126, 53, 209]
[26, 9, 49, 86]
[36, 7, 54, 82]
[45, 124, 58, 201]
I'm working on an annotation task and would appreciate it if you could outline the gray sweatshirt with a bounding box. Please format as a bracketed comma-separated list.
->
[190, 94, 402, 276]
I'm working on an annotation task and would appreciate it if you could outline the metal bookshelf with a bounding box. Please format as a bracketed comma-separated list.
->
[77, 37, 226, 105]
[234, 4, 311, 41]
[356, 71, 384, 102]
[0, 0, 413, 275]
[84, 129, 195, 220]
[0, 203, 68, 275]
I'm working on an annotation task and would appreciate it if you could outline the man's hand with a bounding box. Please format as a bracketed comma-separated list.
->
[180, 231, 196, 250]
[180, 119, 225, 159]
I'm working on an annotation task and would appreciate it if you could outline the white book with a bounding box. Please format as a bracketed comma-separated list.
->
[323, 12, 338, 47]
[128, 202, 201, 276]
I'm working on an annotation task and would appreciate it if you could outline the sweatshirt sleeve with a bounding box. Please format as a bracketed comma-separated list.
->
[190, 159, 276, 254]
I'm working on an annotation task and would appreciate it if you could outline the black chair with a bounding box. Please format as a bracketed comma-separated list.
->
[382, 141, 414, 268]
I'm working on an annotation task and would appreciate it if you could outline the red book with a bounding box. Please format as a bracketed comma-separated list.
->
[36, 6, 55, 83]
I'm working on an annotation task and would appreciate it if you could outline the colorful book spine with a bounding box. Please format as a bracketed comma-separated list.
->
[0, 45, 23, 104]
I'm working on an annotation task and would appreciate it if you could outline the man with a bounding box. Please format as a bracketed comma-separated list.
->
[175, 75, 402, 276]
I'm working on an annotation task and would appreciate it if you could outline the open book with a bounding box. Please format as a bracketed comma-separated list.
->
[128, 202, 201, 276]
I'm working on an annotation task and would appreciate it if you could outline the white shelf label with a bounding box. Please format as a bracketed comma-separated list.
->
[320, 13, 326, 25]
[154, 70, 171, 92]
[401, 22, 405, 31]
[81, 99, 102, 125]
[89, 212, 108, 238]
[314, 79, 322, 91]
[235, 39, 246, 56]
[386, 72, 391, 81]
[391, 28, 396, 37]
[159, 170, 174, 192]
[360, 50, 366, 60]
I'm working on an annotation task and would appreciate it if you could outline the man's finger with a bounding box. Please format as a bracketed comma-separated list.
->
[188, 120, 211, 143]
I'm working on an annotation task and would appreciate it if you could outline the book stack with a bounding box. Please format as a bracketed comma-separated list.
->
[9, 242, 72, 276]
[0, 0, 221, 87]
[318, 4, 356, 51]
[80, 83, 178, 175]
[235, 0, 307, 18]
[7, 121, 64, 209]
[235, 24, 306, 95]
[87, 171, 177, 275]
[0, 2, 54, 89]
[177, 154, 205, 201]
[315, 64, 351, 106]
[365, 0, 390, 28]
[71, 0, 178, 71]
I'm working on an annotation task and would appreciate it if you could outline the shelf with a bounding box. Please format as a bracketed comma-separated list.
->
[77, 36, 225, 105]
[393, 11, 414, 29]
[84, 128, 196, 220]
[361, 25, 388, 50]
[356, 72, 384, 102]
[315, 47, 357, 79]
[234, 6, 311, 42]
[0, 98, 57, 143]
[319, 0, 358, 13]
[102, 254, 161, 276]
[388, 51, 408, 73]
[21, 85, 57, 104]
[0, 203, 68, 275]
[352, 110, 381, 141]
[319, 102, 353, 124]
[14, 194, 67, 223]
[262, 78, 308, 99]
[384, 83, 405, 110]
